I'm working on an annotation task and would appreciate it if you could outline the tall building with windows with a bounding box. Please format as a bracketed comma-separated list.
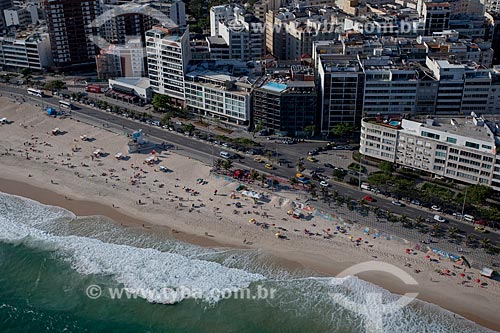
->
[361, 57, 419, 115]
[0, 30, 53, 70]
[422, 2, 450, 36]
[317, 54, 365, 136]
[145, 25, 190, 105]
[360, 115, 500, 191]
[44, 0, 101, 69]
[209, 5, 264, 61]
[253, 75, 317, 137]
[184, 70, 254, 128]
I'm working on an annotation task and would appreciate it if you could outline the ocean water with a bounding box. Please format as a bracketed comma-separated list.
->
[0, 192, 495, 333]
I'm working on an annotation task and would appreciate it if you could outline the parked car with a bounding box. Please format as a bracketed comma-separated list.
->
[463, 214, 475, 222]
[391, 200, 404, 207]
[433, 215, 447, 223]
[410, 199, 421, 206]
[431, 205, 441, 211]
[324, 163, 334, 169]
[474, 226, 487, 233]
[363, 195, 374, 202]
[265, 163, 274, 170]
[319, 181, 329, 187]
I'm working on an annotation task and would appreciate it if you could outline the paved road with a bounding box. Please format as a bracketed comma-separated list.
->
[2, 84, 498, 247]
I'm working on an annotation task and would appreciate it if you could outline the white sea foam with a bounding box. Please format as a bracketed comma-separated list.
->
[0, 192, 495, 332]
[0, 193, 264, 304]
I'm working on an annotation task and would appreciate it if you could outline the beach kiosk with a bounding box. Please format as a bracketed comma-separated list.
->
[145, 155, 157, 165]
[480, 267, 496, 278]
[93, 149, 102, 158]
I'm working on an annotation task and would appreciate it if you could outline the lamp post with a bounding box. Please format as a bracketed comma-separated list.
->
[461, 186, 468, 221]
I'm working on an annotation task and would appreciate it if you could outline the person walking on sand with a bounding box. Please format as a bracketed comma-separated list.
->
[214, 189, 218, 196]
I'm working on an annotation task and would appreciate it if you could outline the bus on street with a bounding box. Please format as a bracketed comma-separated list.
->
[27, 88, 44, 97]
[59, 100, 73, 109]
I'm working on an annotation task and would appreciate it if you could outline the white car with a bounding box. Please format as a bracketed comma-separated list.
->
[433, 215, 447, 223]
[319, 181, 329, 187]
[431, 205, 441, 211]
[391, 200, 403, 207]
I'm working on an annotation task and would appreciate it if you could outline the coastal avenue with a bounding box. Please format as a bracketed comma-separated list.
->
[1, 84, 497, 244]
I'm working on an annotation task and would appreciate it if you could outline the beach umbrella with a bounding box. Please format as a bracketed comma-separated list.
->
[460, 273, 465, 277]
[425, 255, 430, 259]
[475, 279, 481, 284]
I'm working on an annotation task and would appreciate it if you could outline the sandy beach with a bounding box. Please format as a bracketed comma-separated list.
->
[0, 97, 499, 331]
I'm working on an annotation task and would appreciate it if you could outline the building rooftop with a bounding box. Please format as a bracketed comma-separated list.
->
[262, 82, 287, 92]
[405, 116, 494, 142]
[110, 77, 150, 89]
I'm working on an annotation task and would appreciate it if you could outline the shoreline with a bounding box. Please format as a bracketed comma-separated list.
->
[1, 177, 498, 331]
[0, 97, 498, 332]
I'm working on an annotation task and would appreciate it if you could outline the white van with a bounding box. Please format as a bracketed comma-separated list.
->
[463, 214, 475, 222]
[360, 183, 371, 190]
[219, 151, 231, 159]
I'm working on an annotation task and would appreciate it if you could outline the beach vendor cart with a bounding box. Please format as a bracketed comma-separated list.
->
[93, 149, 102, 158]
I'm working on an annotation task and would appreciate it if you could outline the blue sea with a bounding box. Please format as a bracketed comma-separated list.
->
[0, 192, 495, 332]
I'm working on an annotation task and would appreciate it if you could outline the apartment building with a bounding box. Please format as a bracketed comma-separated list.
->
[0, 30, 53, 70]
[360, 115, 500, 191]
[361, 57, 419, 115]
[422, 2, 450, 36]
[3, 4, 39, 27]
[266, 9, 340, 60]
[96, 39, 146, 79]
[146, 25, 190, 105]
[184, 70, 253, 128]
[210, 5, 264, 61]
[44, 0, 101, 69]
[317, 54, 365, 135]
[253, 76, 317, 136]
[486, 0, 500, 12]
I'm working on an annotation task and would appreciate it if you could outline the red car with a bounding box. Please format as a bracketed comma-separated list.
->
[363, 195, 375, 202]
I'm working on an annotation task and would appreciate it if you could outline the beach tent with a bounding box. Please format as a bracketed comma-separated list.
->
[480, 267, 495, 278]
[241, 190, 262, 200]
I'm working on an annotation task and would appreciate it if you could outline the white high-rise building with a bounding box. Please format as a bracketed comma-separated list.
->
[146, 25, 190, 105]
[209, 4, 264, 61]
[360, 115, 500, 191]
[0, 31, 53, 70]
[361, 57, 419, 115]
